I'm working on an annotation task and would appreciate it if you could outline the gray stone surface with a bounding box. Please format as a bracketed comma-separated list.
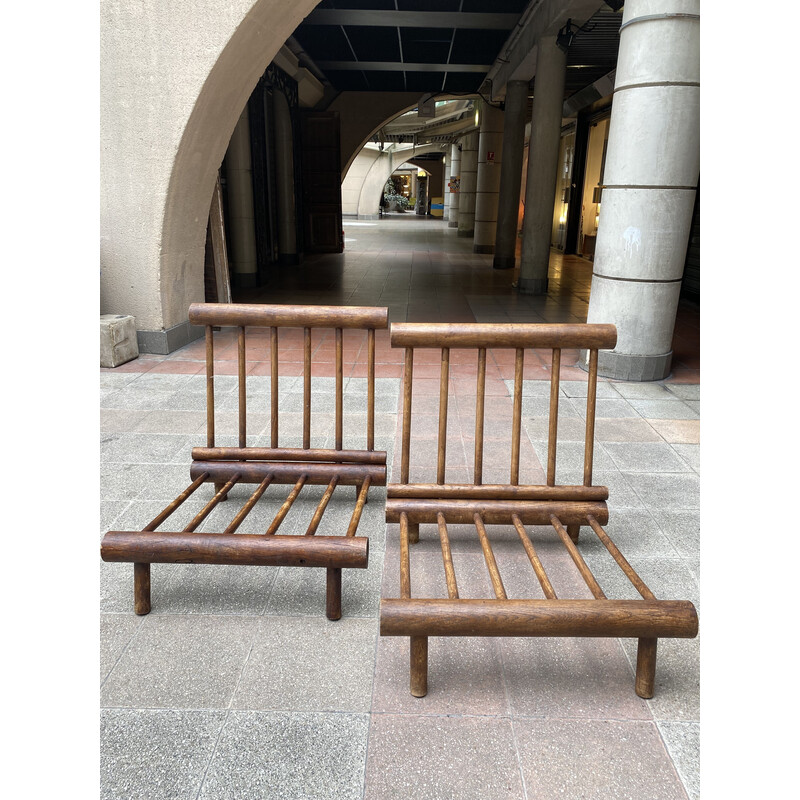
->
[199, 711, 368, 800]
[658, 721, 700, 800]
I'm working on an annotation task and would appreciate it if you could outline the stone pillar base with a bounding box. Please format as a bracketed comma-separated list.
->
[583, 349, 673, 382]
[517, 277, 548, 295]
[473, 244, 494, 254]
[493, 256, 515, 269]
[457, 229, 474, 237]
[448, 221, 458, 228]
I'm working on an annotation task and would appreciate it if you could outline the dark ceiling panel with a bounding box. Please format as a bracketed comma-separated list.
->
[397, 0, 462, 11]
[442, 72, 483, 94]
[346, 25, 401, 62]
[405, 71, 448, 93]
[461, 0, 528, 13]
[314, 0, 396, 9]
[293, 25, 355, 62]
[400, 27, 453, 64]
[449, 28, 510, 65]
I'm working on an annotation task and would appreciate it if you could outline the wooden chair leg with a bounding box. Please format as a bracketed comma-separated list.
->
[635, 637, 658, 698]
[133, 562, 151, 615]
[567, 524, 580, 543]
[408, 522, 420, 544]
[326, 567, 342, 621]
[214, 482, 229, 502]
[410, 635, 428, 697]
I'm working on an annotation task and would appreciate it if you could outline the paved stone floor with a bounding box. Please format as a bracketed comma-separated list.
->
[100, 215, 699, 799]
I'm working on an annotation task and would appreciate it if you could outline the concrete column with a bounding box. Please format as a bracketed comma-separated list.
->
[443, 151, 451, 221]
[225, 105, 258, 286]
[473, 104, 504, 253]
[457, 131, 479, 237]
[586, 0, 699, 381]
[273, 92, 298, 265]
[448, 144, 461, 228]
[518, 37, 567, 294]
[494, 80, 528, 269]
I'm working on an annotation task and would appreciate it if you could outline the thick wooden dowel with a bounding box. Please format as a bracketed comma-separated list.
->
[389, 322, 617, 350]
[584, 348, 599, 487]
[192, 460, 386, 487]
[386, 498, 608, 526]
[305, 476, 339, 535]
[190, 302, 388, 330]
[410, 635, 428, 697]
[387, 484, 608, 501]
[184, 475, 239, 533]
[133, 562, 151, 615]
[143, 473, 209, 531]
[474, 348, 486, 485]
[224, 474, 274, 534]
[303, 327, 311, 449]
[238, 325, 247, 448]
[265, 474, 307, 535]
[193, 447, 387, 465]
[474, 512, 507, 600]
[270, 326, 278, 447]
[326, 567, 342, 621]
[335, 327, 343, 450]
[380, 599, 698, 638]
[511, 347, 524, 485]
[547, 348, 561, 486]
[586, 514, 656, 600]
[400, 512, 411, 599]
[511, 514, 557, 600]
[401, 347, 414, 484]
[347, 475, 371, 536]
[368, 328, 375, 450]
[636, 637, 658, 698]
[437, 512, 458, 599]
[205, 325, 215, 447]
[551, 514, 606, 599]
[437, 347, 450, 484]
[103, 532, 369, 569]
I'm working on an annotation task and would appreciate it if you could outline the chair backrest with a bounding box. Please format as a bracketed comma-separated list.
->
[390, 322, 617, 490]
[188, 303, 389, 458]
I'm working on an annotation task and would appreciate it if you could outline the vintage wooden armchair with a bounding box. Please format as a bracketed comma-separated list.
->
[380, 322, 698, 698]
[101, 302, 388, 620]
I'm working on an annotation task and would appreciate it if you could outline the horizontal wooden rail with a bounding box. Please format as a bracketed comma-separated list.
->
[191, 460, 386, 486]
[380, 599, 698, 638]
[387, 484, 608, 501]
[390, 323, 617, 350]
[189, 302, 388, 330]
[193, 447, 387, 465]
[386, 498, 608, 526]
[101, 532, 369, 569]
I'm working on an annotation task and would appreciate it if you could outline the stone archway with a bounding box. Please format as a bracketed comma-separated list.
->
[100, 0, 321, 351]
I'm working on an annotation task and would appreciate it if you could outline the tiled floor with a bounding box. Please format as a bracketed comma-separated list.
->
[100, 215, 699, 799]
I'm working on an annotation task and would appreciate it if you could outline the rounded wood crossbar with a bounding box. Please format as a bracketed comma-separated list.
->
[190, 460, 386, 486]
[386, 484, 608, 501]
[189, 302, 389, 329]
[193, 447, 387, 465]
[379, 599, 699, 638]
[101, 532, 369, 569]
[390, 322, 617, 349]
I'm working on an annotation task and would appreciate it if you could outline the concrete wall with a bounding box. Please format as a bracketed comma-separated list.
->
[100, 0, 319, 350]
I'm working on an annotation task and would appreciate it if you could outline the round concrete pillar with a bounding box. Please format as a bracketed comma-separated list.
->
[586, 0, 700, 381]
[225, 105, 258, 285]
[457, 131, 479, 237]
[448, 144, 461, 228]
[518, 36, 567, 294]
[473, 104, 504, 253]
[443, 151, 451, 221]
[493, 80, 528, 269]
[273, 92, 298, 265]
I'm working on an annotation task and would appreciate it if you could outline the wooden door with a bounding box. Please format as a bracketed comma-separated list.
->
[299, 111, 343, 253]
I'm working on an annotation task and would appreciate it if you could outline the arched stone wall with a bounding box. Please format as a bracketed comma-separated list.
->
[101, 0, 320, 350]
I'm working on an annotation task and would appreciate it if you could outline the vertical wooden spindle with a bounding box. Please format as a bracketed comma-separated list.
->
[326, 568, 342, 621]
[205, 325, 215, 448]
[238, 326, 247, 448]
[583, 348, 599, 487]
[303, 326, 311, 449]
[367, 328, 375, 451]
[270, 326, 278, 447]
[474, 347, 486, 485]
[437, 347, 450, 484]
[510, 347, 524, 485]
[133, 562, 151, 616]
[547, 348, 561, 486]
[410, 635, 428, 698]
[635, 637, 658, 698]
[401, 347, 414, 484]
[335, 327, 343, 451]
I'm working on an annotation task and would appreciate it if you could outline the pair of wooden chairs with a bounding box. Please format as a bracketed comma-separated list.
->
[101, 303, 698, 699]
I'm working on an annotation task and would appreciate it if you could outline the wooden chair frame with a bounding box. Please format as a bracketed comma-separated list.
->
[379, 322, 698, 698]
[101, 302, 389, 620]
